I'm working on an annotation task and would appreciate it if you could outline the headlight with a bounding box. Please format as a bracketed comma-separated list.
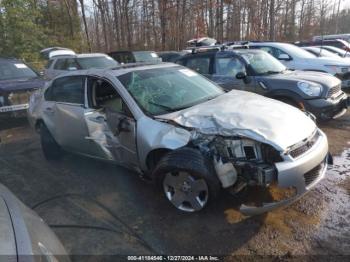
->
[297, 81, 322, 97]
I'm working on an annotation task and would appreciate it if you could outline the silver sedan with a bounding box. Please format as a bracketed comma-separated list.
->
[28, 63, 330, 215]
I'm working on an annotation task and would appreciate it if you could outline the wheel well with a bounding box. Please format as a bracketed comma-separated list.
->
[271, 96, 300, 108]
[146, 148, 172, 170]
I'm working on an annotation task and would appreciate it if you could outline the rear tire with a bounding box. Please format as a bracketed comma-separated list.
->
[152, 147, 221, 212]
[40, 124, 63, 160]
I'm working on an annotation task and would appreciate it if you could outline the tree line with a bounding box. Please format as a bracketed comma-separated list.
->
[0, 0, 349, 64]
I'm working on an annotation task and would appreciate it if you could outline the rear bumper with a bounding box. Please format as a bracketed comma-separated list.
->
[303, 93, 348, 120]
[240, 129, 329, 216]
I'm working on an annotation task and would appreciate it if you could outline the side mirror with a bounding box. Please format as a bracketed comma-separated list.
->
[117, 118, 132, 134]
[236, 72, 247, 79]
[67, 67, 77, 71]
[278, 54, 292, 61]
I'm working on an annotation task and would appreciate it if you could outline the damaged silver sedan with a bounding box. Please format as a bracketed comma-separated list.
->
[28, 63, 329, 216]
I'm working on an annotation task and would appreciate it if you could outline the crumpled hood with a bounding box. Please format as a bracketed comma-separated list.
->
[158, 90, 316, 151]
[265, 70, 340, 87]
[0, 78, 45, 93]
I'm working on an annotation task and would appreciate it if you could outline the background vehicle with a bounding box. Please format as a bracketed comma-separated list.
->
[157, 51, 186, 62]
[108, 51, 161, 64]
[302, 46, 345, 59]
[44, 53, 118, 79]
[312, 34, 350, 43]
[0, 58, 45, 119]
[28, 63, 329, 216]
[40, 47, 76, 59]
[249, 42, 350, 89]
[0, 183, 69, 261]
[315, 45, 350, 58]
[297, 39, 350, 52]
[176, 48, 348, 120]
[186, 37, 217, 47]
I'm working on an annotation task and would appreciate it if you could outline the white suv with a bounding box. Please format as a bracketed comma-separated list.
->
[249, 42, 350, 88]
[44, 53, 119, 80]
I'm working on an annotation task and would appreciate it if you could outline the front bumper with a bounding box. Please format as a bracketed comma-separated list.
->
[303, 92, 348, 120]
[240, 129, 329, 216]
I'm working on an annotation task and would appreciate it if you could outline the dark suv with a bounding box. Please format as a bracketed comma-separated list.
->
[176, 48, 348, 120]
[0, 58, 45, 120]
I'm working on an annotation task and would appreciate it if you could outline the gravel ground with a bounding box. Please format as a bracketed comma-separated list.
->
[0, 111, 349, 260]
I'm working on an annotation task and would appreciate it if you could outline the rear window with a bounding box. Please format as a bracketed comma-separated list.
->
[0, 61, 37, 80]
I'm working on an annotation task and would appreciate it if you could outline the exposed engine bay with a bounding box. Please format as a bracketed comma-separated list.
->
[185, 128, 328, 216]
[192, 134, 279, 190]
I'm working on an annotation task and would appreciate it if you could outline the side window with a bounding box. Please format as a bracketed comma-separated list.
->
[53, 59, 67, 70]
[186, 57, 210, 74]
[88, 78, 132, 116]
[273, 47, 289, 58]
[51, 76, 85, 104]
[215, 57, 246, 76]
[259, 47, 275, 57]
[66, 58, 80, 70]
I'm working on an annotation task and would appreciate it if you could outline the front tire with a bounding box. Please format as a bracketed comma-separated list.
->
[40, 124, 63, 160]
[152, 147, 220, 212]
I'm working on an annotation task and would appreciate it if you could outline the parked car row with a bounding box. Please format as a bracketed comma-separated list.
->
[176, 45, 348, 120]
[3, 41, 349, 213]
[2, 40, 350, 123]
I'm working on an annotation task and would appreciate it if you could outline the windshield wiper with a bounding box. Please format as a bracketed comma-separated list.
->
[265, 70, 282, 74]
[148, 101, 174, 111]
[171, 95, 220, 112]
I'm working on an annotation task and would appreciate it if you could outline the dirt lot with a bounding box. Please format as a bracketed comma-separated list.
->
[0, 112, 349, 260]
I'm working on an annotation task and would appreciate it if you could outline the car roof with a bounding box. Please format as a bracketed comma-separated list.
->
[51, 62, 179, 79]
[0, 57, 23, 63]
[180, 48, 264, 58]
[109, 50, 156, 54]
[76, 53, 110, 58]
[50, 53, 110, 60]
[248, 42, 290, 47]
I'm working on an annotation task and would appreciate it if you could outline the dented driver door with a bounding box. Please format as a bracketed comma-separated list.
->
[83, 78, 138, 168]
[84, 108, 138, 167]
[104, 107, 138, 168]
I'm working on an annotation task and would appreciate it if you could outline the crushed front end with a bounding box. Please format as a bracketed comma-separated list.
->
[191, 128, 329, 216]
